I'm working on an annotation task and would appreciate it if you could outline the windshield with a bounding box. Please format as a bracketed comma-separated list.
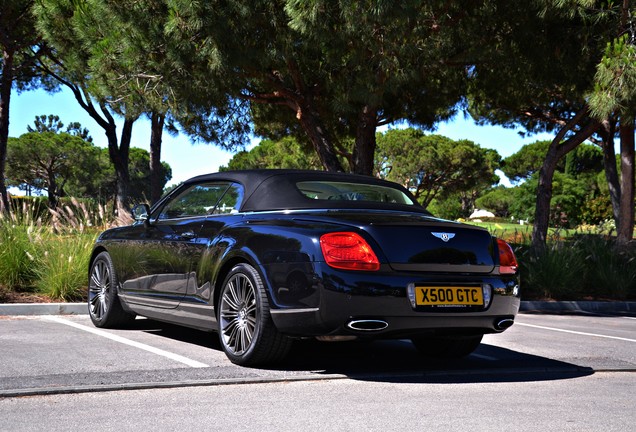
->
[296, 181, 415, 205]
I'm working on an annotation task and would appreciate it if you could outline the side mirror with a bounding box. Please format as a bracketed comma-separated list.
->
[131, 204, 151, 224]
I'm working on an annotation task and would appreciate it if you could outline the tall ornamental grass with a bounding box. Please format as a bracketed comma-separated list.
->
[516, 235, 636, 301]
[518, 241, 588, 300]
[0, 198, 119, 301]
[577, 235, 636, 300]
[33, 233, 96, 301]
[0, 202, 44, 290]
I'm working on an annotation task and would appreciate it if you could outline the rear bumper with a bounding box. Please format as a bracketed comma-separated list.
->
[268, 263, 520, 338]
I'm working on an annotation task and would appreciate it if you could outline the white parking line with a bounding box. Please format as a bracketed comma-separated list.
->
[45, 316, 209, 368]
[516, 322, 636, 343]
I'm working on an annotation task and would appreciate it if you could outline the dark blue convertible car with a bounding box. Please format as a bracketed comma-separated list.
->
[88, 170, 520, 366]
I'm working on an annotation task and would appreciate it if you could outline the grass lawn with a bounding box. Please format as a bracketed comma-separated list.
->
[464, 221, 536, 242]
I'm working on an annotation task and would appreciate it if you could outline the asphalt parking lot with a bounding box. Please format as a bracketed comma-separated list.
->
[1, 309, 634, 397]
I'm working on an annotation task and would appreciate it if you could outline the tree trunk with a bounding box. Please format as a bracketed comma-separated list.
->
[47, 167, 58, 209]
[531, 110, 600, 251]
[532, 142, 560, 250]
[352, 105, 378, 176]
[0, 49, 14, 214]
[600, 119, 621, 226]
[617, 121, 635, 245]
[296, 100, 344, 172]
[149, 112, 165, 204]
[61, 83, 137, 214]
[107, 118, 134, 213]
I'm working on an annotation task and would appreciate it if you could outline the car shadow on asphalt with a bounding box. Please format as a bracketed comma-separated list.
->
[132, 318, 594, 384]
[282, 339, 594, 383]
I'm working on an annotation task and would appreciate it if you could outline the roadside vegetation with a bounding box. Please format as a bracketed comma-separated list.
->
[0, 197, 634, 303]
[0, 198, 123, 302]
[469, 220, 636, 301]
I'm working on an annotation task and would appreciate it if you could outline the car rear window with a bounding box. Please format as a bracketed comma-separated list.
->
[296, 181, 415, 205]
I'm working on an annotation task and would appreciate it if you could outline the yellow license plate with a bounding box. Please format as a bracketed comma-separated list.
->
[415, 286, 484, 307]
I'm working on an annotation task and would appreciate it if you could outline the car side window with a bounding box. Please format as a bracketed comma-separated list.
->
[158, 183, 232, 219]
[211, 183, 244, 215]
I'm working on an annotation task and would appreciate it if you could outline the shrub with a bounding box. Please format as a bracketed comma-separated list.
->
[518, 242, 587, 300]
[33, 233, 95, 301]
[0, 197, 113, 300]
[576, 235, 636, 300]
[0, 202, 44, 290]
[516, 235, 636, 300]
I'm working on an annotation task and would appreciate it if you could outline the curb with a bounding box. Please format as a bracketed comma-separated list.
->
[0, 303, 87, 316]
[1, 301, 635, 316]
[520, 301, 636, 315]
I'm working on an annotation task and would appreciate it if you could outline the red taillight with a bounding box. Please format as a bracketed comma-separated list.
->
[320, 232, 380, 271]
[497, 238, 518, 274]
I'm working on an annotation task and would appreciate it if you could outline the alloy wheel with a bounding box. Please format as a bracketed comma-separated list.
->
[89, 259, 110, 320]
[220, 273, 258, 356]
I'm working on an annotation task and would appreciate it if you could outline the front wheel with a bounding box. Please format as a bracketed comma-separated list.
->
[411, 334, 483, 359]
[88, 251, 136, 328]
[218, 263, 291, 366]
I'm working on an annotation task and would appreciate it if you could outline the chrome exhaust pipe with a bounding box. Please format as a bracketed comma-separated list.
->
[495, 318, 514, 331]
[347, 319, 389, 332]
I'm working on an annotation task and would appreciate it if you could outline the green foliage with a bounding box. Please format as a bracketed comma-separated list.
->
[576, 235, 636, 300]
[221, 137, 322, 171]
[482, 142, 609, 227]
[6, 127, 171, 206]
[564, 143, 603, 176]
[517, 235, 636, 301]
[5, 196, 49, 222]
[579, 195, 614, 225]
[500, 139, 602, 183]
[27, 114, 93, 142]
[1, 0, 58, 210]
[466, 1, 609, 134]
[72, 0, 474, 171]
[501, 140, 552, 182]
[426, 194, 464, 220]
[550, 171, 590, 228]
[589, 33, 636, 120]
[0, 197, 123, 300]
[0, 208, 42, 290]
[127, 148, 173, 204]
[33, 233, 95, 301]
[518, 241, 588, 300]
[6, 131, 100, 206]
[481, 171, 598, 228]
[475, 186, 518, 218]
[376, 129, 501, 208]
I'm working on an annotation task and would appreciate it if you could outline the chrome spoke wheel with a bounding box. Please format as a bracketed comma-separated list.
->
[87, 251, 135, 328]
[218, 263, 291, 365]
[89, 259, 110, 320]
[220, 273, 257, 356]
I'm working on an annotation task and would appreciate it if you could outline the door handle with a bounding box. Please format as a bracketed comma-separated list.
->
[180, 230, 196, 240]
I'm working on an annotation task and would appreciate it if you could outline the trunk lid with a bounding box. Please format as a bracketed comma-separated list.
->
[307, 211, 496, 274]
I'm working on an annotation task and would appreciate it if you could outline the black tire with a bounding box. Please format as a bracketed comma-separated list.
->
[88, 251, 136, 328]
[218, 263, 291, 366]
[411, 334, 483, 359]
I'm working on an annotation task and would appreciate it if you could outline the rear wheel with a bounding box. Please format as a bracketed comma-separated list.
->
[218, 263, 291, 366]
[411, 334, 483, 359]
[88, 251, 136, 328]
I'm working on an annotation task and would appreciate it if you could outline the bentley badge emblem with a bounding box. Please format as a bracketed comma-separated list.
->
[432, 232, 455, 242]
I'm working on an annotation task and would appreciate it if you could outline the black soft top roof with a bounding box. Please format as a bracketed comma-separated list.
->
[184, 169, 429, 213]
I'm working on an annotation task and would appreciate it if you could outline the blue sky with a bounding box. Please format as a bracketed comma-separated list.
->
[9, 87, 553, 187]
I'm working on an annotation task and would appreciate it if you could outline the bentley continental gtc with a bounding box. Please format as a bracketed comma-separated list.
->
[88, 170, 520, 366]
